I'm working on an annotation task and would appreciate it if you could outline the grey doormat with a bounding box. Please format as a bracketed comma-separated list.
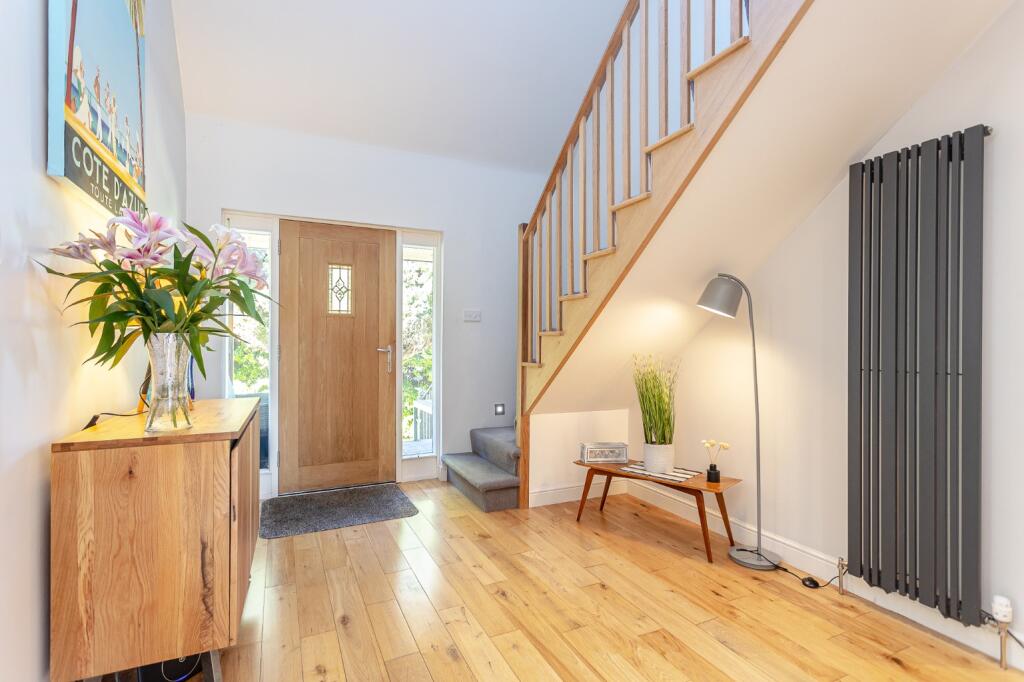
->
[259, 483, 418, 539]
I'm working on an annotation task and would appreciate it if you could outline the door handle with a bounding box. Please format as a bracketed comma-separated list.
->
[376, 345, 393, 373]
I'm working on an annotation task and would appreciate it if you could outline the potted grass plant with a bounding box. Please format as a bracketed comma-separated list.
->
[40, 209, 268, 432]
[633, 355, 678, 474]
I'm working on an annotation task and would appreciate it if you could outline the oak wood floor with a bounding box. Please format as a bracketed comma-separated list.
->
[207, 480, 1012, 681]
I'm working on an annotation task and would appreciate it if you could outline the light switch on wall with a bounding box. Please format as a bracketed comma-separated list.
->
[463, 309, 482, 322]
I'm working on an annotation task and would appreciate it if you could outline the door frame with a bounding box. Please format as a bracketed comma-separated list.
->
[220, 210, 444, 497]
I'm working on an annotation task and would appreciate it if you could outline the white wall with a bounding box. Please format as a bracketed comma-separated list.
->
[637, 1, 1024, 666]
[0, 1, 187, 679]
[186, 114, 545, 455]
[528, 409, 631, 506]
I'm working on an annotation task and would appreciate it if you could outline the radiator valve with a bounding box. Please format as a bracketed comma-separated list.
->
[992, 595, 1013, 670]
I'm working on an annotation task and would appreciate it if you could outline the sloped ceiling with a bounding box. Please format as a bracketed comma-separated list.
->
[171, 1, 626, 171]
[535, 0, 1011, 414]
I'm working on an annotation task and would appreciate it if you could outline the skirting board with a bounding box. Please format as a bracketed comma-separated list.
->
[627, 480, 1018, 671]
[530, 478, 629, 508]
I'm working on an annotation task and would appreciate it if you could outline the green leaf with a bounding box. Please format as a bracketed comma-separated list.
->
[102, 264, 144, 298]
[188, 328, 207, 378]
[87, 282, 113, 334]
[185, 279, 210, 310]
[35, 260, 104, 280]
[63, 290, 111, 311]
[144, 288, 177, 323]
[239, 283, 263, 324]
[200, 295, 227, 315]
[74, 310, 136, 327]
[63, 271, 120, 301]
[176, 246, 195, 296]
[85, 322, 115, 363]
[201, 316, 244, 341]
[184, 223, 216, 256]
[109, 329, 142, 368]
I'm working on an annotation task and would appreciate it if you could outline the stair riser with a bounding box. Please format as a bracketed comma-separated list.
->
[469, 428, 520, 476]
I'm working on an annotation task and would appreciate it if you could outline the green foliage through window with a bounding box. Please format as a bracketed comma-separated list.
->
[402, 252, 434, 444]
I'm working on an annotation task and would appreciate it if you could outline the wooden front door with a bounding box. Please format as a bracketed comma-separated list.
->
[279, 220, 397, 493]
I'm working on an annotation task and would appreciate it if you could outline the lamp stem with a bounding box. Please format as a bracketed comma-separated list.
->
[721, 274, 762, 553]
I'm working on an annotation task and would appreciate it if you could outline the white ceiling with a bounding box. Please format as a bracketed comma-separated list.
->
[171, 1, 626, 172]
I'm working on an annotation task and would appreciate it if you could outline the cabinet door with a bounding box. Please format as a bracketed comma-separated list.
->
[50, 442, 232, 680]
[229, 411, 261, 642]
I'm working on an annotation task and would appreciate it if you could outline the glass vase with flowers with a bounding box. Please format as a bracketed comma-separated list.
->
[40, 209, 268, 431]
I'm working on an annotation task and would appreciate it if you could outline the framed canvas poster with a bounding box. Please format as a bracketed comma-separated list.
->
[48, 0, 147, 214]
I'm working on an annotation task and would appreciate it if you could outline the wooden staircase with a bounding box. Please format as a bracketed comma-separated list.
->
[515, 0, 813, 507]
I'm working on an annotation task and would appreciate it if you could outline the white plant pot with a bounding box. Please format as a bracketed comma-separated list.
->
[643, 443, 675, 474]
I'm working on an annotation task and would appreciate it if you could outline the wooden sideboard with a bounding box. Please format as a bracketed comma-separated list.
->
[50, 398, 261, 681]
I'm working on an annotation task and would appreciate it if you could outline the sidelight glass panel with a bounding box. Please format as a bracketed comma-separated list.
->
[328, 264, 352, 314]
[401, 245, 436, 458]
[228, 228, 272, 469]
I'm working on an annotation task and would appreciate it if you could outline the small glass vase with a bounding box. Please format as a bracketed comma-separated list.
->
[145, 332, 193, 432]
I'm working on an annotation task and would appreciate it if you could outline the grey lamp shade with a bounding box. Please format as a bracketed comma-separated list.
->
[697, 275, 743, 318]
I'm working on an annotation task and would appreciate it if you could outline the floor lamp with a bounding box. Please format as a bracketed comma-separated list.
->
[697, 273, 780, 571]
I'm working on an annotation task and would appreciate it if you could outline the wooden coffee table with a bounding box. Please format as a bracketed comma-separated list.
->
[574, 459, 740, 563]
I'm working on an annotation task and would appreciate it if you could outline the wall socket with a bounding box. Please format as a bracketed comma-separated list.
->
[463, 309, 482, 322]
[494, 403, 505, 416]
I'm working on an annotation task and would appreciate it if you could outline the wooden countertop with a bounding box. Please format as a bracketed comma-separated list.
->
[52, 397, 260, 453]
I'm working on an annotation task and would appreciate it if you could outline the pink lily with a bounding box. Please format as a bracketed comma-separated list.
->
[86, 224, 120, 260]
[116, 239, 171, 269]
[185, 236, 214, 267]
[109, 209, 180, 249]
[50, 236, 96, 263]
[234, 246, 268, 289]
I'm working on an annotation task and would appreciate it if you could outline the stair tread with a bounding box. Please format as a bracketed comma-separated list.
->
[442, 453, 519, 491]
[686, 36, 751, 80]
[643, 124, 695, 154]
[583, 246, 617, 260]
[469, 426, 520, 476]
[611, 192, 652, 212]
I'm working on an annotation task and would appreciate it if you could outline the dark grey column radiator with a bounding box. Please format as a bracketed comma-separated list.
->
[847, 125, 987, 626]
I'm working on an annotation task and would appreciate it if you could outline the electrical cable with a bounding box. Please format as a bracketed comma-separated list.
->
[81, 374, 152, 430]
[734, 547, 839, 589]
[161, 656, 201, 681]
[974, 610, 1024, 647]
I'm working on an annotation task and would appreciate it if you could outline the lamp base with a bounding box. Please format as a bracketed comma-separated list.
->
[728, 545, 780, 571]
